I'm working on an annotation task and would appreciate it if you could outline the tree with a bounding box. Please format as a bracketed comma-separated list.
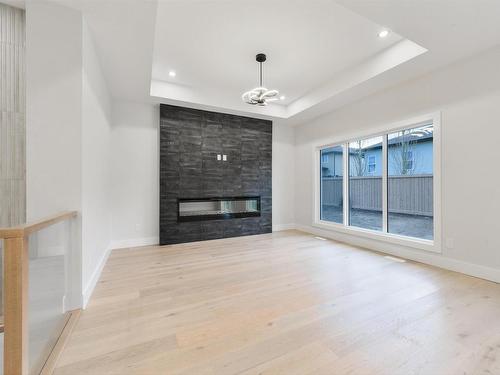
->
[350, 140, 367, 177]
[390, 129, 422, 175]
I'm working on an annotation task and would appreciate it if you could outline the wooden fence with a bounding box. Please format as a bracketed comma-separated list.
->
[321, 175, 433, 216]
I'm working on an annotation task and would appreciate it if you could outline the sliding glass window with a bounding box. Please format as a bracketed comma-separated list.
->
[348, 136, 383, 231]
[320, 146, 344, 224]
[318, 120, 436, 243]
[388, 124, 434, 239]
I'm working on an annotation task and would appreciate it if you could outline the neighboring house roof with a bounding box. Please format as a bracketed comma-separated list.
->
[322, 130, 433, 155]
[387, 131, 433, 147]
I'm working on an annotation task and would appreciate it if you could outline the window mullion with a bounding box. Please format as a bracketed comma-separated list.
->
[382, 135, 388, 233]
[343, 143, 349, 226]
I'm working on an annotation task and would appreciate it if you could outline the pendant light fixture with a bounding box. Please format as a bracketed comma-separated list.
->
[242, 53, 279, 106]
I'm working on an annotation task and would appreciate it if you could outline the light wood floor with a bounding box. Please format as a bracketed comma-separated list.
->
[55, 230, 500, 375]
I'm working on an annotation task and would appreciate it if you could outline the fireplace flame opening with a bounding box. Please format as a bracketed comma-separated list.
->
[178, 197, 261, 222]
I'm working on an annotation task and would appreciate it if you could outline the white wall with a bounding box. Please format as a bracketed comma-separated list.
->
[110, 100, 159, 248]
[26, 2, 82, 220]
[26, 1, 83, 309]
[26, 2, 114, 308]
[294, 46, 500, 281]
[81, 21, 113, 305]
[272, 122, 295, 229]
[109, 101, 296, 245]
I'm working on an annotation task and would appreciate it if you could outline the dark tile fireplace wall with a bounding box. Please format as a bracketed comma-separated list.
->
[159, 104, 272, 245]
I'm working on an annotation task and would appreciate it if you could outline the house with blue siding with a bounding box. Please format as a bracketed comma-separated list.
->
[321, 131, 433, 177]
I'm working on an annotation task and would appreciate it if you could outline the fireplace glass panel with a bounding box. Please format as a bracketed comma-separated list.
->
[178, 197, 260, 221]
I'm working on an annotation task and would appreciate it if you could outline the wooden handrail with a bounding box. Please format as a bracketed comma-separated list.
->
[0, 211, 77, 239]
[1, 210, 77, 375]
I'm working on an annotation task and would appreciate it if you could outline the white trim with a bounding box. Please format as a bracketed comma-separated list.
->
[273, 223, 296, 231]
[343, 144, 349, 225]
[313, 112, 437, 150]
[432, 112, 443, 253]
[82, 245, 112, 308]
[313, 111, 441, 252]
[295, 224, 500, 284]
[82, 237, 160, 308]
[314, 219, 436, 252]
[382, 135, 388, 232]
[109, 236, 159, 250]
[313, 147, 321, 225]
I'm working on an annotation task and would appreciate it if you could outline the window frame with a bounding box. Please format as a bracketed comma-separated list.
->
[313, 112, 441, 253]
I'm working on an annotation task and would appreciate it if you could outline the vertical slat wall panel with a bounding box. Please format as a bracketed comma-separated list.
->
[0, 3, 26, 228]
[0, 3, 25, 315]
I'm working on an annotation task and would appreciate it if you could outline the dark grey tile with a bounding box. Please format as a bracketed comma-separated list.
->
[160, 104, 272, 245]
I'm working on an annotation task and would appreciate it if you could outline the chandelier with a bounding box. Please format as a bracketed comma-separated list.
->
[242, 53, 279, 106]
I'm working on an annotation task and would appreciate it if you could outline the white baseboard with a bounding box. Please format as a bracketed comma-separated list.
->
[82, 245, 112, 309]
[109, 236, 159, 250]
[273, 223, 296, 232]
[80, 226, 500, 309]
[295, 224, 500, 284]
[81, 237, 159, 309]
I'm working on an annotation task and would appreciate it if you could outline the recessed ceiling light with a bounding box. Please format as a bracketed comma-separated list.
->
[169, 71, 176, 77]
[378, 29, 390, 38]
[280, 95, 286, 100]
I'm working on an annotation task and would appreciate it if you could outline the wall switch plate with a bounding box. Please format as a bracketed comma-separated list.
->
[217, 154, 222, 161]
[222, 154, 227, 161]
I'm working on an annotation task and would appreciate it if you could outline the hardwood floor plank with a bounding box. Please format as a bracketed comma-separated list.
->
[54, 230, 500, 374]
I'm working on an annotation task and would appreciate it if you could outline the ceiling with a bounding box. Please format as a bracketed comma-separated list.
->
[150, 0, 426, 119]
[50, 0, 158, 104]
[152, 0, 403, 105]
[20, 0, 500, 125]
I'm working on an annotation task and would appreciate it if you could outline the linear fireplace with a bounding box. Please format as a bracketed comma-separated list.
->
[160, 104, 271, 245]
[178, 197, 261, 222]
